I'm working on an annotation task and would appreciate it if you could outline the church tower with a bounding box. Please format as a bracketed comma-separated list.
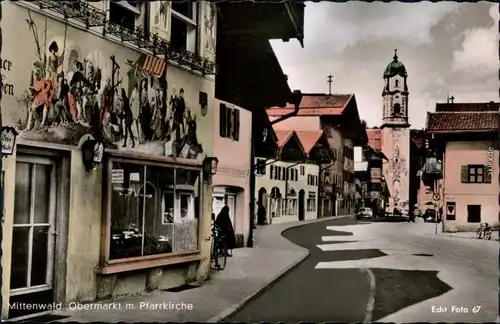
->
[380, 49, 411, 213]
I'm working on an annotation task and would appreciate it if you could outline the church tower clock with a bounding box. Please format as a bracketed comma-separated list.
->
[380, 49, 411, 214]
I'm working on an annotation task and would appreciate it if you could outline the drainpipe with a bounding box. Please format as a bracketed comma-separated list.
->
[270, 90, 302, 125]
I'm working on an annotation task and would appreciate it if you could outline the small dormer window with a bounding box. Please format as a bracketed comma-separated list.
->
[394, 80, 399, 88]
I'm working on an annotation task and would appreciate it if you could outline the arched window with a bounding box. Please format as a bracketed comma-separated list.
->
[393, 103, 401, 116]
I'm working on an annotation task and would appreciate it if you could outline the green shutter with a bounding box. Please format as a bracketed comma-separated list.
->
[484, 165, 492, 183]
[461, 165, 468, 183]
[219, 104, 227, 137]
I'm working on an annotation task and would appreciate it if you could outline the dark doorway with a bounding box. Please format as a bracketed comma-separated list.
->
[467, 205, 481, 223]
[298, 190, 305, 221]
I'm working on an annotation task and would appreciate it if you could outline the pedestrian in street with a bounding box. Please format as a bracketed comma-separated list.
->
[215, 206, 236, 257]
[257, 202, 267, 225]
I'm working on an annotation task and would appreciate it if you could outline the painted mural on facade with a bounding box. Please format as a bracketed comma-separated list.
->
[204, 3, 216, 53]
[13, 10, 204, 160]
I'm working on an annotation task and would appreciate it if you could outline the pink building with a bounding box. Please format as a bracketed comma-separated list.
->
[426, 102, 499, 232]
[212, 99, 252, 246]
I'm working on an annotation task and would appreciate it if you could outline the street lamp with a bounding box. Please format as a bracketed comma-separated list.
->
[203, 156, 219, 181]
[1, 126, 18, 157]
[81, 137, 104, 173]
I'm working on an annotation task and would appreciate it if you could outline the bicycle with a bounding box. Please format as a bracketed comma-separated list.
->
[210, 223, 228, 271]
[476, 223, 492, 240]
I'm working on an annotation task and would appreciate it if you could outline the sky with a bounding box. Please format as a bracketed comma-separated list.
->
[270, 2, 499, 130]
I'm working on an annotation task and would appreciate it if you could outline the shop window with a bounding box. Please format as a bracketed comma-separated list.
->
[170, 2, 198, 53]
[108, 161, 200, 261]
[219, 104, 240, 141]
[109, 1, 141, 32]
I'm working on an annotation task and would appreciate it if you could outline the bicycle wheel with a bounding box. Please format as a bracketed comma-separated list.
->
[210, 236, 220, 270]
[485, 230, 492, 240]
[476, 228, 482, 239]
[216, 241, 228, 271]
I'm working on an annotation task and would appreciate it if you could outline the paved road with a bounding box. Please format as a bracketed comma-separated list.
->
[228, 218, 498, 323]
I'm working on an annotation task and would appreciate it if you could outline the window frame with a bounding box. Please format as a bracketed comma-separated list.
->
[468, 165, 484, 183]
[100, 154, 203, 274]
[170, 1, 199, 54]
[109, 1, 142, 31]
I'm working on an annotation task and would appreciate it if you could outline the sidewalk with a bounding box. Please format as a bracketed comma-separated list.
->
[44, 215, 352, 323]
[436, 227, 500, 241]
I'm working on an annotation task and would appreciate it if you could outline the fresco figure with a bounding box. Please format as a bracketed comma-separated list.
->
[47, 41, 64, 87]
[53, 72, 71, 123]
[101, 77, 113, 121]
[120, 88, 135, 148]
[139, 78, 152, 141]
[173, 88, 186, 140]
[129, 83, 141, 142]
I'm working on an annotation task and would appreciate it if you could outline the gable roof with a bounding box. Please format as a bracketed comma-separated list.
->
[273, 129, 307, 155]
[426, 111, 498, 133]
[266, 94, 354, 116]
[294, 130, 324, 155]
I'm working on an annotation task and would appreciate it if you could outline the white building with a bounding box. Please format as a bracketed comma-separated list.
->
[255, 130, 319, 223]
[381, 50, 411, 214]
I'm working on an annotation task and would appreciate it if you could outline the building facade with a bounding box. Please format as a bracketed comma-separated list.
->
[267, 94, 367, 218]
[380, 50, 411, 214]
[426, 102, 499, 232]
[255, 130, 319, 223]
[212, 99, 251, 247]
[1, 1, 218, 319]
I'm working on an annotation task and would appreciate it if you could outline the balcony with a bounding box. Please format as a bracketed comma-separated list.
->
[30, 0, 216, 75]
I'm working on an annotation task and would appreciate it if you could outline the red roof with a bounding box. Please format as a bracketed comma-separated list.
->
[295, 131, 324, 155]
[367, 128, 382, 151]
[426, 112, 498, 133]
[274, 130, 294, 148]
[435, 102, 499, 112]
[266, 94, 353, 116]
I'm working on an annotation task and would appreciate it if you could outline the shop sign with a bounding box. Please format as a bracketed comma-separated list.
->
[111, 169, 124, 184]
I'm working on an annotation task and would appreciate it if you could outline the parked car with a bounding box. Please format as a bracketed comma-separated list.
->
[356, 207, 373, 220]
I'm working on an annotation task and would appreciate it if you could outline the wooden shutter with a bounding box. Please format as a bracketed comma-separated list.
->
[460, 165, 468, 183]
[484, 165, 492, 183]
[233, 108, 240, 141]
[219, 104, 227, 137]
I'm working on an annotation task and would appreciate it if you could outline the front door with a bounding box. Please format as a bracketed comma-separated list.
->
[298, 190, 305, 221]
[9, 156, 57, 318]
[227, 194, 236, 227]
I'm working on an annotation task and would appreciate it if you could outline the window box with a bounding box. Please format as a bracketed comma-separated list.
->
[100, 152, 203, 272]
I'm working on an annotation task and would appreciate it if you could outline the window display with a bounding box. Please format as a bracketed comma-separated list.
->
[109, 161, 200, 261]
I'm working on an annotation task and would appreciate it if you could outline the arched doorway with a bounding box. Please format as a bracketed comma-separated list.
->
[298, 190, 305, 221]
[258, 187, 268, 222]
[270, 187, 282, 221]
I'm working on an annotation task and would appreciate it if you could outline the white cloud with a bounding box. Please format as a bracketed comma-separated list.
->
[453, 4, 499, 71]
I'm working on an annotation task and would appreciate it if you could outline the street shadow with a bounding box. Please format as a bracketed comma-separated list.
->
[371, 268, 453, 321]
[318, 249, 387, 261]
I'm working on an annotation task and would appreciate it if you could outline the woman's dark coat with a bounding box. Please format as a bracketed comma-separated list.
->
[215, 207, 237, 249]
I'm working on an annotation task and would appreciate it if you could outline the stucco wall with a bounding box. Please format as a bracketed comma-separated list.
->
[381, 127, 411, 212]
[212, 99, 251, 242]
[443, 141, 499, 232]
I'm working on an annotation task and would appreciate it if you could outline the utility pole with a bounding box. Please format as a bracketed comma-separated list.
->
[327, 75, 333, 95]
